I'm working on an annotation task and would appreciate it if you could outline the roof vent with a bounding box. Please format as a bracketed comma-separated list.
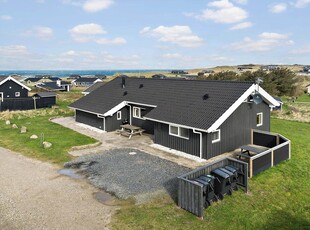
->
[139, 84, 144, 88]
[123, 91, 127, 96]
[121, 77, 126, 88]
[203, 94, 209, 100]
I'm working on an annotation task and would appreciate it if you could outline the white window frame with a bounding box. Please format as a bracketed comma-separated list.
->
[211, 129, 221, 143]
[169, 125, 189, 140]
[133, 107, 142, 119]
[15, 92, 20, 97]
[257, 112, 263, 127]
[117, 111, 122, 120]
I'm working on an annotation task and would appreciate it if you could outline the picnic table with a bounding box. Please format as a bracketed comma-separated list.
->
[117, 124, 145, 139]
[237, 144, 269, 159]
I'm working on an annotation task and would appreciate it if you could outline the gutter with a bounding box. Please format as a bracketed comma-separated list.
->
[193, 129, 203, 159]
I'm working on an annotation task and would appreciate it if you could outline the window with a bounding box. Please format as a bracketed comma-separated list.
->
[133, 107, 141, 118]
[211, 129, 221, 143]
[169, 125, 189, 139]
[257, 113, 263, 126]
[15, 92, 20, 97]
[117, 111, 122, 120]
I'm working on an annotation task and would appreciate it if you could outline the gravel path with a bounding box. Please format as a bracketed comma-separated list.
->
[0, 147, 115, 230]
[65, 148, 191, 200]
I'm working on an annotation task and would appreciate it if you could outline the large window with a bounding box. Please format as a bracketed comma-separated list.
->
[117, 111, 122, 120]
[133, 107, 142, 118]
[211, 129, 221, 143]
[257, 113, 263, 127]
[169, 125, 189, 139]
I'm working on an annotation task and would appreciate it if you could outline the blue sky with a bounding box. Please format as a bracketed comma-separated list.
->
[0, 0, 310, 70]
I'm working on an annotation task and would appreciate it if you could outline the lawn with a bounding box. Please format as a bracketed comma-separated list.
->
[111, 119, 310, 230]
[0, 89, 97, 165]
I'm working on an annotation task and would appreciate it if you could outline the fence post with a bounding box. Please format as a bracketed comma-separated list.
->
[249, 159, 253, 178]
[271, 150, 274, 166]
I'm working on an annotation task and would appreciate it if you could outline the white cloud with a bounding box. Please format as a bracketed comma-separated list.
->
[230, 21, 252, 30]
[0, 45, 29, 57]
[69, 23, 126, 45]
[197, 0, 248, 24]
[270, 3, 287, 13]
[230, 32, 294, 52]
[96, 37, 127, 45]
[233, 0, 248, 4]
[62, 0, 113, 12]
[290, 46, 310, 54]
[23, 26, 54, 40]
[83, 0, 113, 12]
[294, 0, 310, 8]
[162, 53, 182, 59]
[1, 15, 12, 20]
[140, 25, 204, 48]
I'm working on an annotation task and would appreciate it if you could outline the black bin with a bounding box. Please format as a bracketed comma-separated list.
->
[211, 168, 231, 199]
[198, 175, 217, 206]
[219, 168, 237, 191]
[224, 165, 239, 191]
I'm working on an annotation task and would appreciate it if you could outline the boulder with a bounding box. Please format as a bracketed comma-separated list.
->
[5, 120, 10, 125]
[20, 126, 27, 134]
[12, 124, 18, 129]
[30, 134, 38, 139]
[43, 141, 52, 149]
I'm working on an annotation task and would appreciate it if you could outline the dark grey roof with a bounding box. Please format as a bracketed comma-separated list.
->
[83, 82, 105, 93]
[36, 82, 64, 91]
[70, 78, 254, 131]
[33, 92, 56, 97]
[24, 77, 41, 82]
[74, 77, 100, 83]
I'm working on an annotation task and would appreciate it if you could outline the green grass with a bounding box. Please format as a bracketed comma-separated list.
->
[296, 93, 310, 102]
[0, 88, 97, 165]
[111, 119, 310, 230]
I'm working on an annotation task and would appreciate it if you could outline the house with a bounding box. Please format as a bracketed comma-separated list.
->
[271, 96, 283, 111]
[306, 84, 310, 94]
[72, 77, 103, 87]
[0, 76, 31, 102]
[303, 66, 310, 73]
[32, 92, 56, 108]
[260, 65, 280, 71]
[171, 70, 188, 74]
[152, 74, 167, 79]
[82, 82, 105, 96]
[24, 77, 42, 86]
[69, 77, 280, 160]
[36, 80, 71, 92]
[24, 76, 61, 86]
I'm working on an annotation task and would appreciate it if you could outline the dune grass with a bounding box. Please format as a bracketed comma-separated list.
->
[111, 119, 310, 230]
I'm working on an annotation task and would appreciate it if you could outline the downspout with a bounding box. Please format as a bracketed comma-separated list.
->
[97, 114, 106, 131]
[128, 104, 132, 125]
[193, 129, 203, 159]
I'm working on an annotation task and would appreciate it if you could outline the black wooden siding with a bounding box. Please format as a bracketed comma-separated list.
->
[0, 96, 56, 111]
[105, 107, 129, 132]
[130, 104, 155, 134]
[253, 132, 277, 148]
[0, 80, 28, 98]
[76, 110, 104, 130]
[204, 101, 270, 159]
[154, 122, 200, 157]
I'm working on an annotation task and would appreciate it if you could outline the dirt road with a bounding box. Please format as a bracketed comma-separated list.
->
[0, 148, 115, 230]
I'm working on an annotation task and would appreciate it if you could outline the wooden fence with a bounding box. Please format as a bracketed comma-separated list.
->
[178, 157, 248, 218]
[246, 129, 291, 177]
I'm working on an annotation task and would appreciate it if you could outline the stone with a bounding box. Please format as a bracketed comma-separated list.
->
[5, 120, 10, 125]
[30, 135, 38, 139]
[20, 126, 27, 134]
[12, 124, 18, 129]
[43, 141, 52, 149]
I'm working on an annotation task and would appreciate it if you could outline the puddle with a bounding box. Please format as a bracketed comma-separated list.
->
[94, 191, 114, 203]
[58, 168, 84, 179]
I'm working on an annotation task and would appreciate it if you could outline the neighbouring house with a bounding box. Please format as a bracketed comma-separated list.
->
[36, 80, 71, 92]
[260, 65, 280, 71]
[303, 66, 310, 73]
[71, 77, 103, 87]
[32, 92, 57, 108]
[171, 70, 188, 74]
[69, 77, 280, 160]
[271, 96, 283, 111]
[82, 82, 105, 96]
[152, 74, 167, 79]
[24, 76, 61, 86]
[306, 84, 310, 94]
[0, 76, 56, 111]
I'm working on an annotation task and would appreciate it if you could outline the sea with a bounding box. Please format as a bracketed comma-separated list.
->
[0, 69, 169, 79]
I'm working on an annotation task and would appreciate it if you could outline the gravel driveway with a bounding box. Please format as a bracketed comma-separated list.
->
[65, 148, 190, 200]
[0, 148, 115, 230]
